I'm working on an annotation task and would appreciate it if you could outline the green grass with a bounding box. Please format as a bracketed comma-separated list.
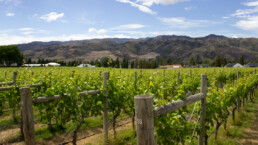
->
[207, 91, 258, 145]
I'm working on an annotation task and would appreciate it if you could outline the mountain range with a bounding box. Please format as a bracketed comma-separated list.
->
[18, 34, 258, 62]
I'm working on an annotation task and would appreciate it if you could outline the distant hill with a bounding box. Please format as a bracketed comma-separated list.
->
[18, 34, 258, 62]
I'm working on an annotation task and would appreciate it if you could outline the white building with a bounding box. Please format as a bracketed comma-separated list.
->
[77, 64, 95, 67]
[225, 63, 243, 68]
[44, 62, 61, 67]
[24, 64, 42, 67]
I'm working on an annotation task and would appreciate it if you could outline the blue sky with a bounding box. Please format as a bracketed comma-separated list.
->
[1, 0, 258, 45]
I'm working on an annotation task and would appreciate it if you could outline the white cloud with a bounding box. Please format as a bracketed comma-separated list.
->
[116, 0, 156, 15]
[232, 1, 258, 18]
[135, 0, 189, 6]
[112, 24, 145, 30]
[40, 12, 64, 22]
[0, 33, 131, 45]
[235, 15, 258, 31]
[19, 28, 34, 31]
[6, 12, 14, 16]
[88, 28, 107, 34]
[232, 8, 258, 18]
[88, 28, 97, 33]
[232, 1, 258, 31]
[159, 17, 210, 28]
[244, 1, 258, 7]
[98, 29, 107, 35]
[0, 0, 21, 6]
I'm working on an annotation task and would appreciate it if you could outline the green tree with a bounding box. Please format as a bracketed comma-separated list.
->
[114, 57, 120, 68]
[239, 55, 244, 65]
[214, 55, 221, 67]
[189, 57, 196, 66]
[121, 58, 128, 68]
[0, 45, 24, 66]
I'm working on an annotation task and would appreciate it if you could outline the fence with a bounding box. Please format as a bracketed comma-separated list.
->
[134, 74, 207, 145]
[19, 72, 109, 145]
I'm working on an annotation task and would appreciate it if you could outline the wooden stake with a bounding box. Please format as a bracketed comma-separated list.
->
[103, 72, 109, 142]
[177, 72, 180, 86]
[20, 87, 35, 145]
[134, 95, 155, 145]
[199, 74, 207, 145]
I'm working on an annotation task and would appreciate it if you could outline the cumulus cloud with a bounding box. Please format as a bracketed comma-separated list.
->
[236, 16, 258, 31]
[116, 0, 156, 15]
[6, 12, 14, 16]
[232, 1, 258, 31]
[112, 24, 145, 30]
[244, 1, 258, 7]
[40, 12, 64, 22]
[159, 17, 209, 28]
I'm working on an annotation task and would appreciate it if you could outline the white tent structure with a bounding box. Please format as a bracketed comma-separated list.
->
[44, 62, 61, 67]
[77, 64, 95, 67]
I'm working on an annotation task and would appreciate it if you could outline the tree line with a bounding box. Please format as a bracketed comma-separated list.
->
[25, 55, 250, 68]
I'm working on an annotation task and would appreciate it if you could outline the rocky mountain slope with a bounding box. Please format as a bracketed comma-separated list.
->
[18, 34, 258, 62]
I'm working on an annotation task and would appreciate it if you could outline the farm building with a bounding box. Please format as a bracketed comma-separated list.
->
[77, 64, 95, 67]
[244, 63, 258, 67]
[225, 63, 243, 68]
[44, 62, 61, 67]
[24, 64, 42, 67]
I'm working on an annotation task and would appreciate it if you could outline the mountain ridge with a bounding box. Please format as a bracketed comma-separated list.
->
[17, 34, 258, 62]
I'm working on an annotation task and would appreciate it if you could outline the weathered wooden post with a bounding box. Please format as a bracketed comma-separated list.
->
[13, 71, 17, 84]
[72, 71, 75, 78]
[12, 72, 18, 121]
[135, 72, 137, 89]
[177, 72, 180, 86]
[103, 72, 109, 141]
[163, 70, 165, 78]
[99, 71, 102, 80]
[134, 95, 155, 145]
[199, 74, 207, 145]
[20, 87, 35, 145]
[237, 72, 241, 110]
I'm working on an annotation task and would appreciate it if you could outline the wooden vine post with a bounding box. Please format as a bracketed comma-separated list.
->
[199, 74, 207, 145]
[13, 71, 17, 84]
[20, 87, 35, 145]
[134, 95, 155, 145]
[103, 72, 109, 142]
[12, 71, 18, 121]
[134, 72, 137, 89]
[237, 72, 241, 110]
[134, 74, 207, 145]
[99, 71, 102, 80]
[177, 72, 180, 86]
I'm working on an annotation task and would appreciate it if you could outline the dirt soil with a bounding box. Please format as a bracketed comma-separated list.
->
[0, 117, 132, 145]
